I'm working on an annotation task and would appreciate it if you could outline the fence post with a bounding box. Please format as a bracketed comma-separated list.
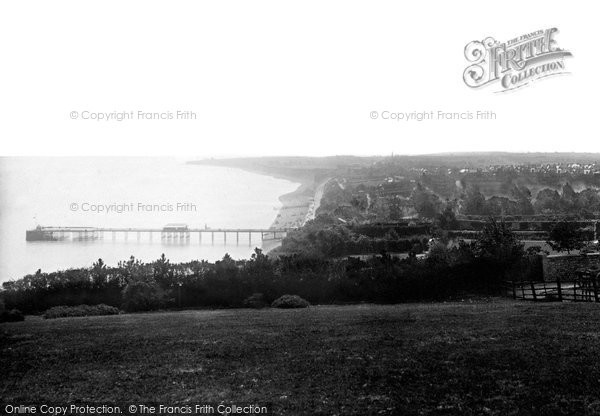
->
[530, 281, 537, 301]
[592, 275, 599, 303]
[542, 281, 547, 298]
[512, 280, 516, 299]
[556, 275, 563, 302]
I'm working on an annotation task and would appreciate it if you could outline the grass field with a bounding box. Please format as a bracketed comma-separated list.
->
[3, 301, 600, 415]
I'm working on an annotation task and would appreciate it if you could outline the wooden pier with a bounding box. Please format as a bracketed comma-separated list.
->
[26, 226, 291, 245]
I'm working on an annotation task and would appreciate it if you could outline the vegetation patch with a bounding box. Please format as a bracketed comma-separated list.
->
[43, 304, 121, 319]
[121, 281, 167, 312]
[271, 294, 310, 308]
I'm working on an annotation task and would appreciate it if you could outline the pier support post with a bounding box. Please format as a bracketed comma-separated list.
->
[211, 232, 214, 245]
[236, 232, 239, 245]
[224, 232, 227, 245]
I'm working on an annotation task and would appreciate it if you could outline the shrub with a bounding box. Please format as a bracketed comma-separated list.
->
[0, 309, 25, 322]
[122, 281, 165, 312]
[271, 294, 310, 309]
[44, 304, 121, 319]
[243, 293, 268, 309]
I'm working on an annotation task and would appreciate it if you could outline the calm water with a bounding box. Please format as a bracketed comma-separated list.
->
[0, 158, 298, 282]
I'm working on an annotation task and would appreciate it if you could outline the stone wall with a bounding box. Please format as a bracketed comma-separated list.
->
[542, 253, 600, 281]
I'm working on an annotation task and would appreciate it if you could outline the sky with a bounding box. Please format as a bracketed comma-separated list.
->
[0, 1, 597, 157]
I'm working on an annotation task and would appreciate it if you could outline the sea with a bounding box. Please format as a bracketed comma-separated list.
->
[0, 157, 299, 283]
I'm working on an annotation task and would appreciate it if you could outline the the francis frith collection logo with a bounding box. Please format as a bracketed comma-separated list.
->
[463, 28, 572, 92]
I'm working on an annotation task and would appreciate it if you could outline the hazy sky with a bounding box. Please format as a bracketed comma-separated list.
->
[0, 1, 597, 157]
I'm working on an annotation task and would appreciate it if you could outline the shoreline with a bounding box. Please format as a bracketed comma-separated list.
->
[269, 181, 313, 230]
[264, 177, 331, 253]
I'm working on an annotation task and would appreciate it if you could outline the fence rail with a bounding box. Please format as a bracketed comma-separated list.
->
[506, 270, 600, 302]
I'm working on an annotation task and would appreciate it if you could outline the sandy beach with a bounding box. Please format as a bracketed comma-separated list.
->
[265, 177, 330, 252]
[270, 174, 331, 229]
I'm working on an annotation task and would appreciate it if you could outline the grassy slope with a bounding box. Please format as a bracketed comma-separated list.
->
[2, 302, 600, 415]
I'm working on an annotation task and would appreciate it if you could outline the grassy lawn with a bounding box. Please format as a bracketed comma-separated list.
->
[3, 301, 600, 415]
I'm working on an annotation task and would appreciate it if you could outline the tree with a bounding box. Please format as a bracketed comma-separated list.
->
[153, 253, 173, 288]
[547, 221, 586, 254]
[91, 258, 108, 287]
[485, 196, 517, 216]
[576, 189, 600, 216]
[462, 185, 486, 215]
[510, 185, 534, 215]
[243, 248, 276, 300]
[387, 196, 404, 221]
[534, 188, 561, 213]
[411, 183, 442, 219]
[215, 253, 239, 278]
[436, 206, 459, 230]
[559, 183, 577, 213]
[121, 281, 166, 312]
[474, 218, 524, 264]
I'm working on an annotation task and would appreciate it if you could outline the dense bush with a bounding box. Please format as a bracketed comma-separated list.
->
[272, 295, 310, 308]
[0, 309, 25, 322]
[277, 221, 429, 258]
[43, 304, 121, 319]
[121, 281, 166, 312]
[243, 293, 268, 309]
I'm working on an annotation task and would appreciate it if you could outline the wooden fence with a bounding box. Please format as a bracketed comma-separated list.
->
[505, 270, 600, 302]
